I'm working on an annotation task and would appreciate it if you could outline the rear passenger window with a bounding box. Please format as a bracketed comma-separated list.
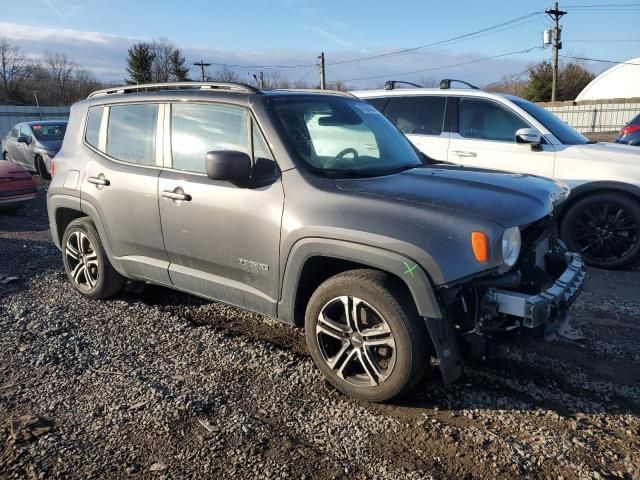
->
[384, 97, 446, 135]
[106, 104, 158, 165]
[364, 97, 389, 112]
[85, 106, 103, 148]
[171, 103, 249, 173]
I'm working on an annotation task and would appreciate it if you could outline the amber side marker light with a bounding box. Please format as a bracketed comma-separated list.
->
[471, 231, 488, 263]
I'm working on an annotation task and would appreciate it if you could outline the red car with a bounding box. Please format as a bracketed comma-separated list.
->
[0, 159, 37, 208]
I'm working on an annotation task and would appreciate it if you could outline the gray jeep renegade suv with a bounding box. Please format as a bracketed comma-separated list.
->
[47, 82, 585, 402]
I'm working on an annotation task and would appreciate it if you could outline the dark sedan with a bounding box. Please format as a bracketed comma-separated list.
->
[1, 120, 67, 179]
[616, 113, 640, 146]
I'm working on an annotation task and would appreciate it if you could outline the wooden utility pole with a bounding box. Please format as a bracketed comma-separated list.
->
[319, 52, 326, 90]
[546, 2, 566, 102]
[193, 60, 211, 82]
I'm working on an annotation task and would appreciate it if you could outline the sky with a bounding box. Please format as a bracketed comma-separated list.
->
[0, 0, 638, 88]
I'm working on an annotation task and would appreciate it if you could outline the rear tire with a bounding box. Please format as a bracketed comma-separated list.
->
[304, 269, 429, 402]
[560, 192, 640, 269]
[62, 218, 125, 299]
[2, 151, 10, 161]
[35, 156, 51, 180]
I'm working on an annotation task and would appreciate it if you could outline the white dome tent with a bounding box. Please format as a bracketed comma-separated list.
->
[576, 58, 640, 101]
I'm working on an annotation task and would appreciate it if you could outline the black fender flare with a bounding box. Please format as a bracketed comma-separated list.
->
[278, 238, 464, 384]
[278, 237, 442, 322]
[558, 181, 640, 220]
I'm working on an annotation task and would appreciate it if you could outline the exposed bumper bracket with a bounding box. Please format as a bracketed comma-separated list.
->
[485, 253, 586, 328]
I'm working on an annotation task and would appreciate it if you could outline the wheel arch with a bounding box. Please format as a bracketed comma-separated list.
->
[557, 181, 640, 225]
[277, 238, 443, 327]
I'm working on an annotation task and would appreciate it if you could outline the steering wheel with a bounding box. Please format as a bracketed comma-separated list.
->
[334, 148, 359, 162]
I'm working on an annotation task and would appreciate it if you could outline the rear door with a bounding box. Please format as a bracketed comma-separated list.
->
[158, 102, 284, 316]
[446, 97, 555, 177]
[81, 102, 171, 285]
[369, 95, 449, 161]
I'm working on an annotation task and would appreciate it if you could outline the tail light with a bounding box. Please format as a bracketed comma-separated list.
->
[620, 124, 640, 136]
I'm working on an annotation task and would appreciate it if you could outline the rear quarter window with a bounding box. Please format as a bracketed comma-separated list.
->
[85, 106, 103, 148]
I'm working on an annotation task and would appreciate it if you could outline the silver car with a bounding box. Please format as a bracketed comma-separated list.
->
[1, 120, 68, 179]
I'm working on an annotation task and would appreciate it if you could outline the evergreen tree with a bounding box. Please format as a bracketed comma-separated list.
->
[126, 42, 155, 85]
[169, 49, 190, 81]
[522, 62, 553, 102]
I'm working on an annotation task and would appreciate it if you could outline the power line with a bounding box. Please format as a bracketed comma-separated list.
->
[327, 12, 543, 66]
[559, 54, 640, 65]
[193, 60, 211, 81]
[196, 10, 544, 71]
[336, 46, 543, 83]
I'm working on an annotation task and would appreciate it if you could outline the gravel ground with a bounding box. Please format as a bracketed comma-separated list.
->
[1, 179, 639, 479]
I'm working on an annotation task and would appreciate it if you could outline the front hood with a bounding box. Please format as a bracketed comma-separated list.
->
[35, 139, 62, 153]
[334, 166, 567, 227]
[567, 142, 640, 165]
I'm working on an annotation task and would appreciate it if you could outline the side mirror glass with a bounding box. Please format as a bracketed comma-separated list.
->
[17, 135, 30, 144]
[515, 128, 542, 146]
[205, 150, 251, 186]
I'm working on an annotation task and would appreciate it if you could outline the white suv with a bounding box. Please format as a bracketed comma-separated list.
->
[353, 82, 640, 269]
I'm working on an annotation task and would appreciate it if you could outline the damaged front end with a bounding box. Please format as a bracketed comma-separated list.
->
[440, 215, 587, 361]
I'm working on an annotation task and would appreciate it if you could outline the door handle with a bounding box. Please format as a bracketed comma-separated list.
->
[162, 189, 191, 201]
[87, 175, 110, 186]
[452, 150, 477, 158]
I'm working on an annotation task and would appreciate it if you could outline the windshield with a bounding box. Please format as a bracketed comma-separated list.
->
[31, 123, 67, 142]
[270, 96, 422, 176]
[512, 99, 589, 145]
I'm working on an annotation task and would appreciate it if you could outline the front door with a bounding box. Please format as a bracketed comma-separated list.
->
[447, 97, 555, 178]
[159, 102, 284, 316]
[80, 102, 171, 285]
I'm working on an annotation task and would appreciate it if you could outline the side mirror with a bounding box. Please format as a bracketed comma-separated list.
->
[205, 150, 251, 185]
[515, 128, 542, 146]
[17, 135, 30, 144]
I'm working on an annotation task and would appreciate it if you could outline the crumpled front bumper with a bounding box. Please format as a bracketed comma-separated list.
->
[484, 253, 586, 328]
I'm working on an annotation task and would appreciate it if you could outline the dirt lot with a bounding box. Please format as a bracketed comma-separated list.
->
[1, 180, 639, 480]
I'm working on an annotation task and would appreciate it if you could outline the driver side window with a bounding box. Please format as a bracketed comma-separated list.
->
[458, 98, 528, 142]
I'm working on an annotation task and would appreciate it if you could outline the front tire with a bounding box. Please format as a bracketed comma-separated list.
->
[305, 269, 429, 402]
[62, 218, 125, 299]
[560, 192, 640, 269]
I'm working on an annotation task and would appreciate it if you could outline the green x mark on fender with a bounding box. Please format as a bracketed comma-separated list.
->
[403, 262, 418, 278]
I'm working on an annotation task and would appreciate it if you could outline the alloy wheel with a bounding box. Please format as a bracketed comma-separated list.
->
[570, 201, 639, 264]
[315, 296, 396, 387]
[65, 231, 99, 290]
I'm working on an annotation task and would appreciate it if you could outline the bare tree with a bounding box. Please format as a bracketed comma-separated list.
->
[206, 65, 240, 83]
[44, 51, 76, 104]
[151, 38, 174, 83]
[0, 36, 29, 102]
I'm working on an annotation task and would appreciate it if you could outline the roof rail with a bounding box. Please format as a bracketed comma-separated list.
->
[87, 82, 262, 98]
[384, 80, 423, 90]
[273, 88, 356, 98]
[439, 79, 479, 90]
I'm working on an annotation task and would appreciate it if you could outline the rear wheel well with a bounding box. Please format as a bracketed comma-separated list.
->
[55, 207, 85, 245]
[558, 187, 640, 226]
[292, 256, 416, 327]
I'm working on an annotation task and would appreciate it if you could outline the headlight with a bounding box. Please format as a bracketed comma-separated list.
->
[501, 226, 521, 267]
[551, 181, 570, 207]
